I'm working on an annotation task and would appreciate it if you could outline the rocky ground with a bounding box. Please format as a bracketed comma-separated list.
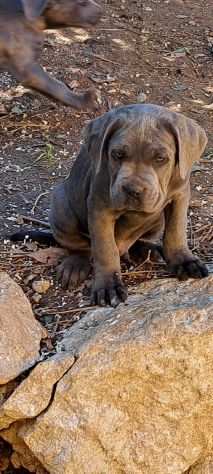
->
[0, 0, 212, 471]
[0, 273, 213, 473]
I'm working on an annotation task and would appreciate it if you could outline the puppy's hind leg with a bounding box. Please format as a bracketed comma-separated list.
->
[50, 194, 91, 289]
[129, 215, 165, 264]
[53, 230, 91, 289]
[57, 254, 91, 289]
[129, 240, 164, 264]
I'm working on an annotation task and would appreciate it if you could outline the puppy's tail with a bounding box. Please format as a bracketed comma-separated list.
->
[10, 230, 57, 246]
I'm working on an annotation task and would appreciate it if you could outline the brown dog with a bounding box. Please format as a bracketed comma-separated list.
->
[46, 104, 208, 306]
[0, 0, 102, 110]
[11, 104, 209, 306]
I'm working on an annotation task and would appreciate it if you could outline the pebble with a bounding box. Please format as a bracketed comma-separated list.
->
[32, 293, 42, 303]
[137, 92, 147, 103]
[24, 274, 36, 285]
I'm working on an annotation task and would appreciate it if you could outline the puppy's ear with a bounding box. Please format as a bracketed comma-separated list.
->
[165, 112, 207, 180]
[21, 0, 48, 21]
[83, 111, 125, 174]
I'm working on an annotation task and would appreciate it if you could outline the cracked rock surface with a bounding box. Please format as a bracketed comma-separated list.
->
[1, 276, 212, 473]
[0, 353, 75, 430]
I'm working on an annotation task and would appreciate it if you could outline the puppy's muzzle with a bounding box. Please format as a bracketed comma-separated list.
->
[121, 180, 159, 210]
[122, 183, 142, 201]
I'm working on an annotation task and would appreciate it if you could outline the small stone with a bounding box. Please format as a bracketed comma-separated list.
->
[32, 293, 42, 303]
[32, 279, 51, 294]
[24, 274, 36, 286]
[32, 98, 41, 109]
[137, 92, 147, 103]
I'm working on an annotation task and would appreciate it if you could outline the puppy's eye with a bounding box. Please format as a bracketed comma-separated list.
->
[111, 150, 125, 161]
[154, 155, 167, 165]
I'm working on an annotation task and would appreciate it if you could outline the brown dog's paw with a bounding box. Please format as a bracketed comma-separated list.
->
[57, 255, 91, 289]
[81, 88, 101, 111]
[91, 272, 127, 307]
[169, 257, 208, 280]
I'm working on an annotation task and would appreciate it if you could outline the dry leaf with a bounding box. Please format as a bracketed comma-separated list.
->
[30, 247, 68, 265]
[32, 279, 51, 294]
[203, 103, 213, 110]
[0, 104, 8, 116]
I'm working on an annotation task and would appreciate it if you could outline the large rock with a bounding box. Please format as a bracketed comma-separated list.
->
[0, 272, 46, 384]
[17, 276, 212, 474]
[189, 457, 213, 473]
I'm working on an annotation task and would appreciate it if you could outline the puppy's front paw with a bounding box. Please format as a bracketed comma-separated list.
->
[57, 254, 91, 289]
[91, 272, 127, 307]
[169, 257, 208, 280]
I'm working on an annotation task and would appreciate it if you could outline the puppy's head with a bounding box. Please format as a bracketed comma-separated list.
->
[85, 104, 207, 213]
[21, 0, 102, 27]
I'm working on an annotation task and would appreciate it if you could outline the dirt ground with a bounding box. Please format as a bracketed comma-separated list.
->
[0, 0, 212, 350]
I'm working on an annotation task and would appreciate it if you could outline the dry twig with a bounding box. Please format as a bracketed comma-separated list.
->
[31, 191, 49, 214]
[20, 215, 50, 227]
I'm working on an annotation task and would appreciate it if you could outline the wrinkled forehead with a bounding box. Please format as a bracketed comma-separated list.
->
[109, 116, 176, 156]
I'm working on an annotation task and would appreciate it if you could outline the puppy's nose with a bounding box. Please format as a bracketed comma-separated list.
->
[122, 184, 141, 200]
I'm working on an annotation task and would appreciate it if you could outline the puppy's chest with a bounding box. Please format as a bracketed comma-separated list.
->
[115, 210, 162, 245]
[116, 210, 161, 230]
[115, 211, 163, 256]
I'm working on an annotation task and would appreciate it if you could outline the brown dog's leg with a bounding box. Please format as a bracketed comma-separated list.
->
[88, 210, 127, 307]
[13, 62, 97, 110]
[163, 187, 208, 279]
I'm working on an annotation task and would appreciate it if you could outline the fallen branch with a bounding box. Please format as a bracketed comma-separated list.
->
[38, 305, 98, 315]
[20, 215, 50, 228]
[90, 53, 122, 66]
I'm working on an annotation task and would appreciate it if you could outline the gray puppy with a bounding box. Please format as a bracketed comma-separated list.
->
[49, 104, 208, 306]
[11, 104, 208, 306]
[0, 0, 102, 109]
